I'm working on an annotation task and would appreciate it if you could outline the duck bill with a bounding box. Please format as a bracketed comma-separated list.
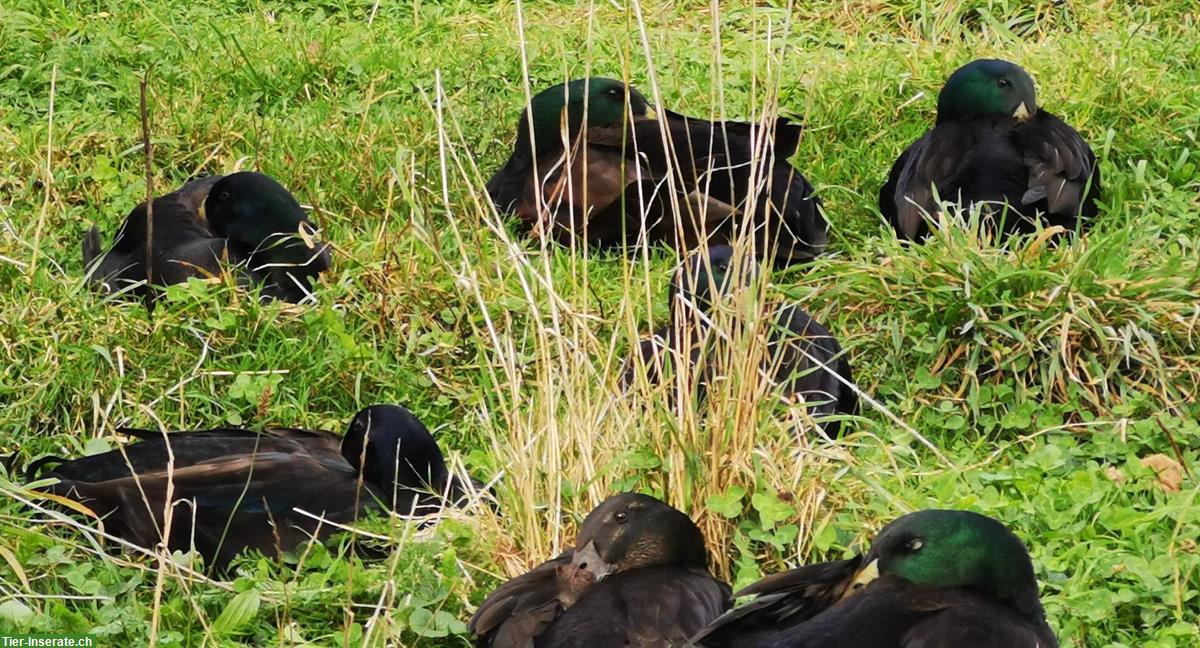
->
[297, 221, 318, 249]
[311, 241, 333, 271]
[294, 221, 333, 270]
[1012, 102, 1031, 121]
[570, 540, 616, 583]
[840, 558, 880, 601]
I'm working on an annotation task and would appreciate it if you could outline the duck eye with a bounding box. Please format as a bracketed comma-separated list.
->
[905, 537, 924, 552]
[218, 190, 232, 200]
[614, 511, 629, 524]
[997, 78, 1011, 89]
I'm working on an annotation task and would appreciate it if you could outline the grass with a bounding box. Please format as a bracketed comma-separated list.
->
[1, 0, 1198, 645]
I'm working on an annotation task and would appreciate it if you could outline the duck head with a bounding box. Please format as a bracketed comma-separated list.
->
[936, 59, 1037, 124]
[340, 405, 455, 510]
[519, 77, 656, 156]
[847, 509, 1045, 620]
[203, 172, 332, 291]
[670, 245, 762, 323]
[563, 492, 708, 587]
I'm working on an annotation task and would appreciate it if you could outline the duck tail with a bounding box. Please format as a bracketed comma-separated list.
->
[115, 427, 164, 440]
[2, 451, 22, 479]
[449, 473, 501, 514]
[23, 455, 69, 483]
[82, 225, 102, 270]
[836, 357, 860, 418]
[773, 117, 805, 159]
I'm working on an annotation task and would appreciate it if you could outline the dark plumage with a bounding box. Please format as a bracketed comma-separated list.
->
[83, 171, 332, 303]
[880, 59, 1100, 241]
[26, 405, 474, 571]
[470, 492, 730, 647]
[485, 78, 662, 248]
[694, 509, 1057, 648]
[487, 78, 826, 266]
[623, 245, 856, 436]
[606, 109, 827, 266]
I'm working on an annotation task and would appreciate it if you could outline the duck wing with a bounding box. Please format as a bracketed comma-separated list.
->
[660, 110, 805, 164]
[38, 445, 372, 571]
[121, 424, 343, 446]
[85, 175, 224, 293]
[470, 550, 575, 648]
[620, 113, 826, 264]
[1017, 111, 1100, 229]
[700, 577, 1054, 648]
[536, 566, 730, 648]
[880, 118, 1024, 241]
[692, 556, 861, 646]
[883, 113, 1099, 241]
[119, 424, 343, 445]
[879, 128, 944, 241]
[900, 587, 1057, 648]
[767, 305, 857, 435]
[114, 176, 223, 256]
[487, 114, 537, 216]
[31, 426, 340, 485]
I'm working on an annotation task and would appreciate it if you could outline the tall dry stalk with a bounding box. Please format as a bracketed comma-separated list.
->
[414, 0, 871, 581]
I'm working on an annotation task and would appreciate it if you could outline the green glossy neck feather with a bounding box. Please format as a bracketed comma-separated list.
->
[521, 78, 646, 154]
[873, 510, 1042, 617]
[936, 59, 1037, 124]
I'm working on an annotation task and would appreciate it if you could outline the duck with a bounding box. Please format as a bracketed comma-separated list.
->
[623, 245, 856, 436]
[487, 78, 826, 266]
[469, 492, 730, 647]
[692, 509, 1058, 647]
[25, 405, 474, 571]
[880, 59, 1100, 242]
[82, 171, 332, 303]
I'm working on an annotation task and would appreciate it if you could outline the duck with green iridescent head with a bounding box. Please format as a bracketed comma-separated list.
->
[83, 171, 332, 304]
[487, 78, 827, 266]
[693, 509, 1057, 647]
[880, 59, 1100, 241]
